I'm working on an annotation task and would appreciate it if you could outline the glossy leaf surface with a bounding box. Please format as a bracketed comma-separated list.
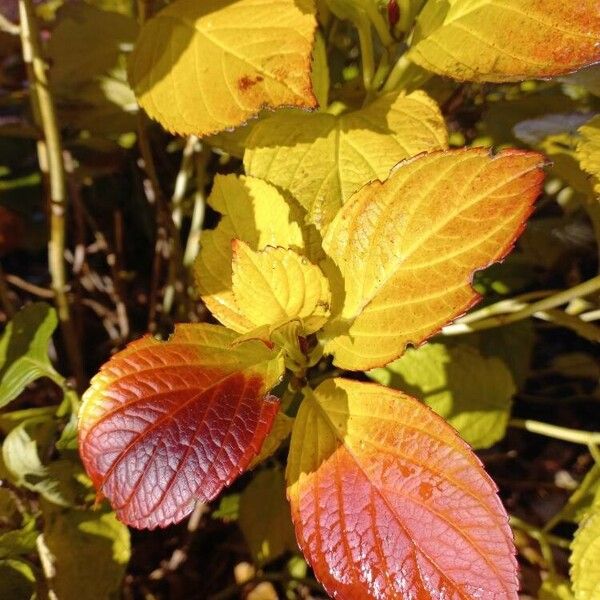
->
[321, 148, 545, 370]
[79, 324, 284, 528]
[195, 174, 318, 332]
[128, 0, 317, 136]
[369, 342, 515, 449]
[286, 378, 518, 599]
[409, 0, 600, 83]
[244, 90, 447, 230]
[232, 241, 331, 334]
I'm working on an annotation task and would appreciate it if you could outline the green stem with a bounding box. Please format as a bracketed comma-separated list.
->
[171, 136, 199, 229]
[357, 18, 375, 90]
[19, 0, 84, 391]
[183, 150, 208, 268]
[510, 419, 600, 446]
[397, 0, 413, 32]
[443, 275, 600, 335]
[363, 1, 393, 46]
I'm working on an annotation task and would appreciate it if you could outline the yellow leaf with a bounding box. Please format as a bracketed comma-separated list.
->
[128, 0, 318, 136]
[195, 175, 314, 332]
[577, 115, 600, 195]
[248, 412, 293, 470]
[408, 0, 600, 83]
[570, 509, 600, 599]
[244, 90, 448, 230]
[232, 241, 331, 334]
[321, 148, 545, 370]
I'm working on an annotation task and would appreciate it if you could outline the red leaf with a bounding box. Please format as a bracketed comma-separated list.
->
[79, 324, 284, 528]
[287, 379, 518, 599]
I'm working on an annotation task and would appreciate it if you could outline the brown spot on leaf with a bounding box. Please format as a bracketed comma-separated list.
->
[238, 75, 264, 91]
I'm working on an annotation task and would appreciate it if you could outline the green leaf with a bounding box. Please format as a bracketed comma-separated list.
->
[0, 559, 36, 600]
[463, 321, 534, 387]
[0, 303, 61, 408]
[212, 494, 240, 523]
[47, 3, 138, 88]
[539, 574, 574, 600]
[239, 468, 297, 565]
[369, 342, 515, 449]
[2, 423, 82, 507]
[0, 518, 38, 560]
[570, 508, 600, 599]
[42, 503, 130, 600]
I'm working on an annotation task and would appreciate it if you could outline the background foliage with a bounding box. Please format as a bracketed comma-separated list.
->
[0, 0, 599, 598]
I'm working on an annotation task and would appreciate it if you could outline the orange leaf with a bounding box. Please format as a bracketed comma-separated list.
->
[79, 324, 284, 528]
[287, 378, 518, 599]
[321, 148, 545, 371]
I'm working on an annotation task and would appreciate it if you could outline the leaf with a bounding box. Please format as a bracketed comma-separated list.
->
[2, 422, 82, 507]
[232, 241, 331, 335]
[0, 303, 61, 408]
[570, 508, 600, 600]
[577, 115, 600, 194]
[321, 148, 545, 370]
[78, 323, 285, 528]
[128, 0, 318, 137]
[42, 503, 130, 600]
[195, 174, 318, 333]
[0, 559, 36, 600]
[47, 3, 138, 88]
[244, 90, 448, 229]
[539, 575, 574, 600]
[248, 411, 293, 469]
[239, 468, 297, 565]
[0, 518, 38, 560]
[408, 0, 600, 83]
[369, 342, 515, 449]
[286, 378, 518, 599]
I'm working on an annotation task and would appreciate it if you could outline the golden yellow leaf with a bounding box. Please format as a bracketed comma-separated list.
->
[195, 175, 319, 332]
[577, 115, 600, 195]
[128, 0, 317, 136]
[570, 509, 600, 599]
[244, 90, 448, 230]
[232, 241, 331, 334]
[408, 0, 600, 83]
[321, 148, 545, 370]
[248, 412, 293, 470]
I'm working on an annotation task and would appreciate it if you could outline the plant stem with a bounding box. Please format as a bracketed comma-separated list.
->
[183, 150, 208, 268]
[357, 18, 375, 90]
[443, 275, 600, 335]
[19, 0, 83, 391]
[363, 1, 393, 46]
[171, 136, 199, 229]
[509, 419, 600, 446]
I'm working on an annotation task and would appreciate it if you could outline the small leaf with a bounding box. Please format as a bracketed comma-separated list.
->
[195, 174, 317, 333]
[408, 1, 600, 83]
[78, 323, 285, 528]
[577, 115, 600, 194]
[244, 90, 448, 229]
[42, 502, 130, 600]
[286, 378, 517, 599]
[369, 342, 515, 449]
[232, 241, 331, 335]
[0, 559, 36, 600]
[570, 508, 600, 599]
[0, 303, 61, 408]
[47, 3, 138, 88]
[248, 411, 293, 469]
[128, 0, 318, 136]
[239, 468, 297, 565]
[0, 519, 38, 560]
[321, 148, 545, 370]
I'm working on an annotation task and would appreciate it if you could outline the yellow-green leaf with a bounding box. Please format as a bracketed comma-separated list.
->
[128, 0, 318, 136]
[195, 174, 319, 332]
[539, 575, 574, 600]
[244, 90, 448, 230]
[369, 342, 515, 449]
[232, 241, 331, 334]
[248, 412, 293, 469]
[321, 148, 545, 370]
[577, 115, 600, 194]
[570, 508, 600, 600]
[42, 503, 131, 600]
[408, 0, 600, 83]
[239, 468, 297, 565]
